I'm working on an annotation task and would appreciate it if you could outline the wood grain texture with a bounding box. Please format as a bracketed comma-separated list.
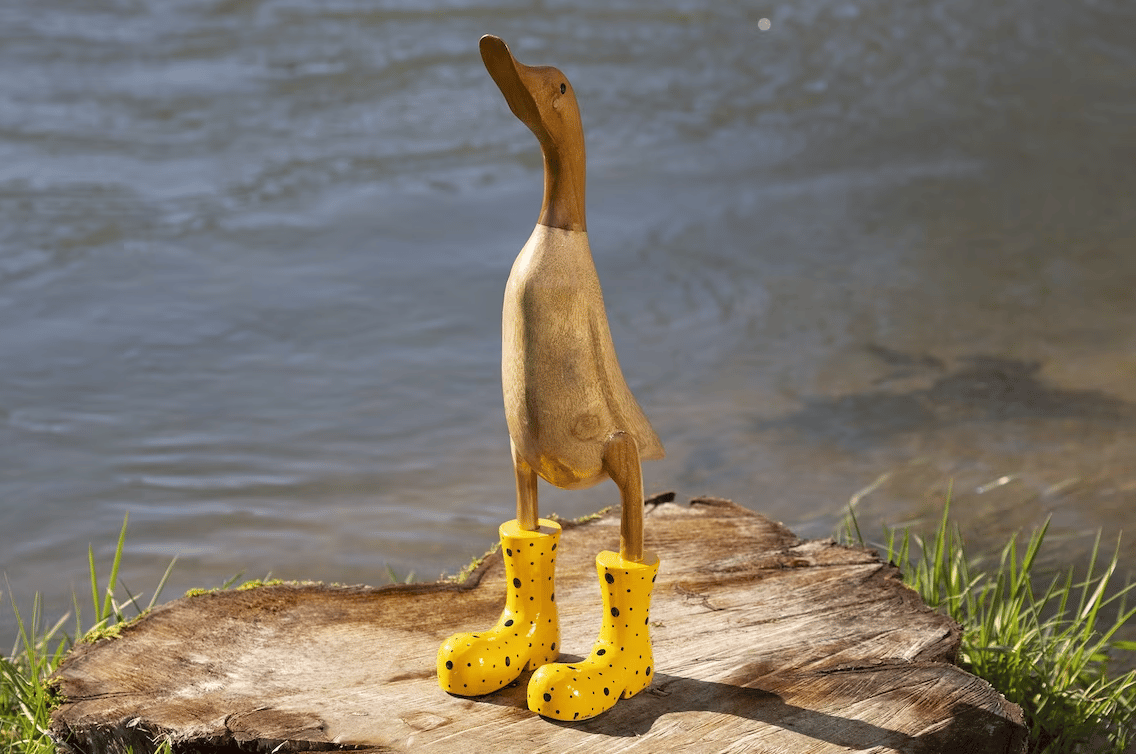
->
[50, 498, 1028, 754]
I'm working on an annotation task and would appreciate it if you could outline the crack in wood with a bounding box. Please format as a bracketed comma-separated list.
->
[673, 582, 725, 612]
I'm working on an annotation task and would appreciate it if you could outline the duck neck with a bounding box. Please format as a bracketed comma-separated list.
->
[537, 134, 586, 233]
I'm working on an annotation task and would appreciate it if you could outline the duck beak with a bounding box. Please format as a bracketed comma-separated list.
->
[479, 35, 540, 130]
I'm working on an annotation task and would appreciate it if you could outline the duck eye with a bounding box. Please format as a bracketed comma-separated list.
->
[560, 83, 566, 94]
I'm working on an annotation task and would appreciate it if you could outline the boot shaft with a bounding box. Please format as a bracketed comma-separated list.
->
[500, 519, 561, 623]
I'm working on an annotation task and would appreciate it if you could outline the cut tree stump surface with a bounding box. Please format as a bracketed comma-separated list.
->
[51, 498, 1027, 753]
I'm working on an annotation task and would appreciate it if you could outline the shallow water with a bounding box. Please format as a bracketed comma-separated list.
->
[2, 0, 1135, 644]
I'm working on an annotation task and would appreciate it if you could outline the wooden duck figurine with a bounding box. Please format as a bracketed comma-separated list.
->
[483, 34, 664, 550]
[438, 36, 663, 721]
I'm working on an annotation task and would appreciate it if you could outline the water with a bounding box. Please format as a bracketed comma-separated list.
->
[2, 0, 1135, 645]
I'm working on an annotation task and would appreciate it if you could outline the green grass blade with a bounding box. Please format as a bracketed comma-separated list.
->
[147, 556, 179, 611]
[117, 581, 142, 618]
[88, 545, 100, 625]
[101, 513, 129, 623]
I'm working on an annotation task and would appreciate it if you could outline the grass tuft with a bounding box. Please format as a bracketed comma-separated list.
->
[840, 497, 1136, 753]
[383, 566, 415, 585]
[1, 590, 68, 754]
[448, 543, 499, 585]
[2, 515, 174, 754]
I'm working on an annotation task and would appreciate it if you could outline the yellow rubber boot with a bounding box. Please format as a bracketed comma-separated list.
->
[527, 549, 659, 720]
[437, 519, 561, 696]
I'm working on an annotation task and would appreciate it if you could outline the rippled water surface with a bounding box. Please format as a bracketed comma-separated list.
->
[2, 0, 1135, 641]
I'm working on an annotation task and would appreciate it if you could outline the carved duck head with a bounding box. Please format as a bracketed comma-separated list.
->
[480, 35, 586, 232]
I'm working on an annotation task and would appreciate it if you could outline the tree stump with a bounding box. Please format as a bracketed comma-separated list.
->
[50, 497, 1027, 753]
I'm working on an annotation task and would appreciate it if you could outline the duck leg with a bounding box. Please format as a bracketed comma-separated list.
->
[512, 438, 540, 531]
[602, 430, 644, 562]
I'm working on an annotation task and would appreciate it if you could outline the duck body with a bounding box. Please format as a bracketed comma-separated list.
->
[503, 224, 664, 490]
